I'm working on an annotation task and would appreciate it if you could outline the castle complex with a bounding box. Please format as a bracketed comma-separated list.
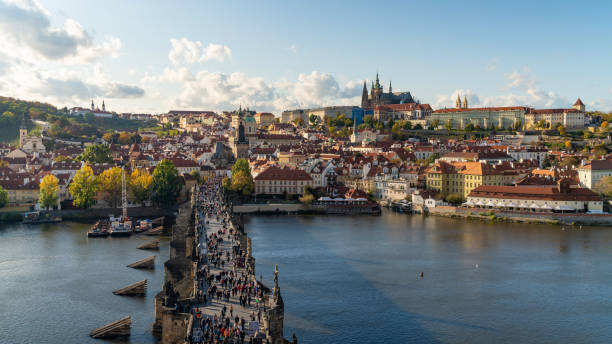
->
[361, 73, 416, 109]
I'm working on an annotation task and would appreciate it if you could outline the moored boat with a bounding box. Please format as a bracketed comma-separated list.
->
[88, 220, 110, 237]
[22, 211, 62, 224]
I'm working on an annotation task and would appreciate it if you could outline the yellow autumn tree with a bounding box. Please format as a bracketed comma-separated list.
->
[130, 168, 153, 206]
[99, 167, 123, 208]
[39, 174, 59, 210]
[69, 165, 99, 209]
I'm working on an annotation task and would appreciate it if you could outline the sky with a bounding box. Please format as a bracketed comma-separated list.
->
[1, 0, 612, 115]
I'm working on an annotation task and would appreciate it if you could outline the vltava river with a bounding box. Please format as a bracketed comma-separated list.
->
[244, 210, 612, 344]
[2, 211, 612, 343]
[0, 221, 167, 344]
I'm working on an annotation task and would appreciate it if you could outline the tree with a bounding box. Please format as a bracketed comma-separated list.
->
[564, 140, 572, 150]
[79, 144, 112, 164]
[151, 159, 182, 206]
[363, 115, 374, 128]
[231, 170, 254, 195]
[584, 131, 593, 139]
[403, 121, 413, 130]
[99, 167, 123, 207]
[189, 170, 202, 184]
[39, 174, 59, 210]
[557, 124, 567, 136]
[559, 156, 580, 168]
[118, 132, 131, 145]
[431, 119, 440, 129]
[69, 165, 99, 209]
[357, 123, 369, 130]
[230, 158, 254, 195]
[445, 193, 463, 205]
[0, 185, 8, 208]
[464, 123, 475, 132]
[597, 176, 612, 198]
[601, 121, 609, 129]
[292, 118, 304, 127]
[309, 114, 319, 127]
[222, 176, 230, 189]
[444, 120, 453, 131]
[299, 193, 314, 205]
[130, 168, 153, 205]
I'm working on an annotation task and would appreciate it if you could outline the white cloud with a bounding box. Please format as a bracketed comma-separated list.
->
[151, 67, 360, 113]
[168, 38, 231, 65]
[434, 68, 569, 109]
[0, 0, 120, 63]
[288, 45, 297, 54]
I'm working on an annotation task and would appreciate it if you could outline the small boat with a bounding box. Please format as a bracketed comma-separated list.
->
[134, 219, 152, 233]
[110, 215, 133, 237]
[22, 211, 62, 224]
[88, 220, 110, 237]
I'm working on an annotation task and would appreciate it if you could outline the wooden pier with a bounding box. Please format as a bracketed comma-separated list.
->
[145, 226, 164, 236]
[113, 279, 147, 296]
[127, 255, 155, 269]
[90, 316, 131, 338]
[137, 239, 160, 250]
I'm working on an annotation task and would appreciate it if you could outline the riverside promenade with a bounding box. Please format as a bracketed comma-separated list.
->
[153, 179, 291, 344]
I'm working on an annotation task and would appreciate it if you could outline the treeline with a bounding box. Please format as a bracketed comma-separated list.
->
[0, 96, 156, 143]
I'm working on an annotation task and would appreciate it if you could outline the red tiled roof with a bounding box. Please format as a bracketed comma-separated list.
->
[254, 166, 312, 181]
[578, 160, 612, 171]
[573, 98, 584, 106]
[469, 185, 600, 201]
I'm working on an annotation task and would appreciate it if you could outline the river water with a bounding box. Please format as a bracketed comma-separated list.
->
[1, 211, 612, 343]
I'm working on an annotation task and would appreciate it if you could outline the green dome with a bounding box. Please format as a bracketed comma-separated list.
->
[244, 115, 256, 123]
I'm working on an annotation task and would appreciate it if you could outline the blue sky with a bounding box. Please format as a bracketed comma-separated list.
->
[1, 0, 611, 114]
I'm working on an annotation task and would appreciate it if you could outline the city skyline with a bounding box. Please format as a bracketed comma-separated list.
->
[1, 0, 612, 114]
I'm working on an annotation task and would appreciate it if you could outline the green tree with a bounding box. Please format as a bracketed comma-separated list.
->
[363, 115, 374, 128]
[39, 174, 59, 210]
[431, 119, 440, 129]
[0, 185, 8, 208]
[584, 130, 593, 139]
[309, 114, 319, 127]
[464, 123, 475, 132]
[79, 144, 112, 164]
[445, 193, 463, 205]
[151, 159, 182, 206]
[69, 165, 100, 209]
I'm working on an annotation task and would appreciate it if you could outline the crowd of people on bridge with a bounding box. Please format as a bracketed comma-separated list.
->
[188, 178, 269, 344]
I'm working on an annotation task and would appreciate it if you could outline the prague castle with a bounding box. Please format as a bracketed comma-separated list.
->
[361, 73, 416, 109]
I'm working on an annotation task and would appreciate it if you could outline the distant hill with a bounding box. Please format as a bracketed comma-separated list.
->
[0, 96, 157, 144]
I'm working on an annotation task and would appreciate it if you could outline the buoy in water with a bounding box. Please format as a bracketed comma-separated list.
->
[419, 272, 424, 278]
[475, 264, 479, 269]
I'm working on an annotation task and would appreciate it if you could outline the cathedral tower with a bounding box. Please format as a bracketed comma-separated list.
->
[456, 94, 462, 109]
[361, 81, 368, 108]
[463, 96, 468, 109]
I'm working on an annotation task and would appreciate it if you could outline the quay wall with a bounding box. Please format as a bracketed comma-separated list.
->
[427, 206, 612, 225]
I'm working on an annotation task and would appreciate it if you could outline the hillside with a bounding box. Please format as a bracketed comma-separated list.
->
[0, 96, 157, 143]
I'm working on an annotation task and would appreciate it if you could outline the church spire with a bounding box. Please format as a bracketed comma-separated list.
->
[361, 81, 368, 108]
[463, 96, 468, 109]
[456, 94, 462, 109]
[375, 73, 381, 89]
[91, 99, 94, 111]
[389, 80, 392, 94]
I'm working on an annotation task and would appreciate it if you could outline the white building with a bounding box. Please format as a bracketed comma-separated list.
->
[577, 160, 612, 191]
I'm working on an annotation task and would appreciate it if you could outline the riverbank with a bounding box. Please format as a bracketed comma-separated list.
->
[426, 205, 612, 226]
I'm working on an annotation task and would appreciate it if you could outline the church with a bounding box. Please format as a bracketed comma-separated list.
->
[361, 73, 416, 109]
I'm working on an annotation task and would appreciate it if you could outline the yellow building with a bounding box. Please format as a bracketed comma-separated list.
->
[425, 161, 505, 199]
